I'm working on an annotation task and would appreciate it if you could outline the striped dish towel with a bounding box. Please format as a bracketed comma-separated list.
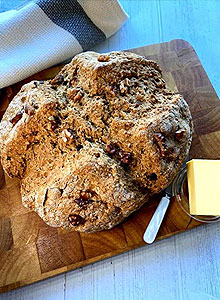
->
[0, 0, 128, 89]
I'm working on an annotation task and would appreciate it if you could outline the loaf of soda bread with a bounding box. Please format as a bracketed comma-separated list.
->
[0, 51, 193, 232]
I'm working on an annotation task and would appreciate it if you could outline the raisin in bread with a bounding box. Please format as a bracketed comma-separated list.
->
[0, 51, 193, 232]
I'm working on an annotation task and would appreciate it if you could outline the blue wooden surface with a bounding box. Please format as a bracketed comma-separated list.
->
[0, 1, 220, 300]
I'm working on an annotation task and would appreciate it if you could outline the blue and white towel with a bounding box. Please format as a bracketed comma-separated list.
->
[0, 0, 128, 89]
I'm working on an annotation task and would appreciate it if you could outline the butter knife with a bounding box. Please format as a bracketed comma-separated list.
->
[143, 187, 171, 244]
[143, 157, 189, 244]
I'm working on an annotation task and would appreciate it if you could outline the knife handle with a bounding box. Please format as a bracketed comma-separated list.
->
[143, 194, 170, 244]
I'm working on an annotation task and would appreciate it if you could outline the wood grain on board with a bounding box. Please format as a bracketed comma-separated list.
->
[0, 39, 220, 293]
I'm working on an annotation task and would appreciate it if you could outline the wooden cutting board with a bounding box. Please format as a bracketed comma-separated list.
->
[0, 39, 220, 293]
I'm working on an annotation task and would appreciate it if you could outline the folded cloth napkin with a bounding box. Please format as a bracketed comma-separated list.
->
[0, 0, 128, 89]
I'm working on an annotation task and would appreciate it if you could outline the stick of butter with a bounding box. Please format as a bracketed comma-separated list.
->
[187, 159, 220, 215]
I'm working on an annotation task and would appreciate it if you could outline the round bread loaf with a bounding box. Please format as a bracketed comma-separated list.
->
[0, 51, 193, 232]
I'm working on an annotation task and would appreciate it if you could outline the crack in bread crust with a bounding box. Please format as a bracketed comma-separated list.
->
[0, 51, 193, 232]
